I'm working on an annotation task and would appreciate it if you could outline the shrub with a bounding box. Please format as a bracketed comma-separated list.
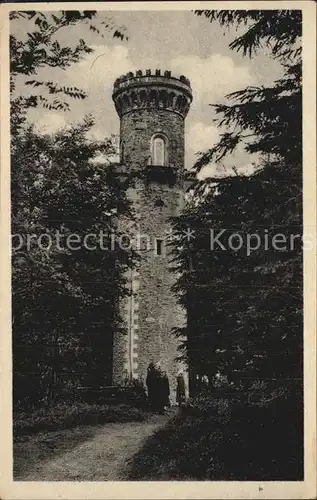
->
[14, 402, 148, 437]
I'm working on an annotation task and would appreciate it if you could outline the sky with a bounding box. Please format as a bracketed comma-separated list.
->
[11, 10, 284, 178]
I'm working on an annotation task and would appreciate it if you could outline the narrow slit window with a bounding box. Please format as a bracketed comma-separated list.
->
[155, 238, 164, 256]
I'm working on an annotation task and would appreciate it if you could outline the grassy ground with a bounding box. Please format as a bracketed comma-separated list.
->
[127, 393, 303, 481]
[14, 411, 173, 481]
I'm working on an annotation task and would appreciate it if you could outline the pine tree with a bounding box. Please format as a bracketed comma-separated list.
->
[173, 10, 303, 396]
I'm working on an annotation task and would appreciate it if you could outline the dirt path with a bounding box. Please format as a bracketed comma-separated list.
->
[14, 412, 172, 481]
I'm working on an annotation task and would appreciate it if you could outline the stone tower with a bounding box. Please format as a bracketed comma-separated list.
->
[112, 69, 192, 401]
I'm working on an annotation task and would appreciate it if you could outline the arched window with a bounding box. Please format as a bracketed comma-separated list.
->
[151, 134, 168, 166]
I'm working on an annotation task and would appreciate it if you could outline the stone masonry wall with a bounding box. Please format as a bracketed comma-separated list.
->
[136, 178, 187, 402]
[120, 109, 184, 174]
[113, 105, 188, 401]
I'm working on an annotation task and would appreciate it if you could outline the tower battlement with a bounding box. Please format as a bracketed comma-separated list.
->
[112, 69, 192, 118]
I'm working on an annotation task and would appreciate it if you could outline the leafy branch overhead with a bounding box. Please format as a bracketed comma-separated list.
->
[193, 10, 302, 60]
[10, 10, 128, 110]
[25, 80, 87, 104]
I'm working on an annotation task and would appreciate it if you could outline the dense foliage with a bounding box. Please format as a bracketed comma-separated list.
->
[128, 391, 303, 480]
[14, 402, 146, 437]
[172, 10, 303, 395]
[12, 116, 134, 407]
[10, 11, 133, 410]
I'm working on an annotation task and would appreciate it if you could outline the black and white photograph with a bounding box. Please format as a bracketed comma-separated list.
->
[0, 1, 316, 498]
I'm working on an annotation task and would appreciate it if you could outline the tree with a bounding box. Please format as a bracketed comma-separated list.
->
[10, 11, 133, 408]
[12, 116, 134, 407]
[172, 10, 303, 396]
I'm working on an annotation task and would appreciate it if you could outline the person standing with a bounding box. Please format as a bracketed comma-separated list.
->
[201, 374, 209, 391]
[161, 371, 170, 409]
[155, 363, 165, 414]
[176, 370, 186, 406]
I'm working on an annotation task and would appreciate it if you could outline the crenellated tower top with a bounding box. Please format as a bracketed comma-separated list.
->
[112, 69, 192, 119]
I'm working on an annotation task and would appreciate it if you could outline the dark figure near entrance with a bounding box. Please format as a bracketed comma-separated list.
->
[154, 363, 165, 414]
[146, 362, 168, 414]
[176, 370, 186, 406]
[161, 371, 170, 409]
